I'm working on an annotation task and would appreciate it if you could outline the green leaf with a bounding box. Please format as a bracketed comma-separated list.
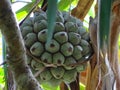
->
[58, 0, 75, 11]
[80, 83, 85, 90]
[16, 2, 34, 21]
[46, 0, 58, 44]
[99, 0, 113, 48]
[41, 83, 60, 90]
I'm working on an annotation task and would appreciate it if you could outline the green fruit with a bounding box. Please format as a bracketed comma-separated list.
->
[63, 69, 77, 83]
[76, 18, 83, 27]
[34, 12, 47, 22]
[53, 52, 65, 65]
[56, 15, 64, 23]
[24, 33, 37, 48]
[76, 64, 86, 72]
[68, 16, 83, 27]
[64, 57, 76, 70]
[62, 11, 70, 22]
[41, 52, 52, 64]
[38, 29, 47, 43]
[30, 42, 44, 57]
[19, 10, 93, 85]
[48, 77, 62, 86]
[68, 32, 81, 45]
[45, 39, 60, 53]
[34, 20, 47, 33]
[40, 69, 52, 81]
[67, 15, 76, 22]
[54, 22, 65, 32]
[61, 42, 73, 56]
[21, 26, 33, 37]
[65, 22, 78, 33]
[54, 31, 68, 44]
[81, 33, 90, 41]
[73, 46, 83, 60]
[21, 17, 33, 28]
[34, 10, 45, 17]
[50, 67, 65, 79]
[78, 27, 86, 35]
[80, 39, 91, 55]
[31, 60, 45, 71]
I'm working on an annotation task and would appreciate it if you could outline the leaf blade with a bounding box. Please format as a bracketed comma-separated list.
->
[46, 0, 58, 44]
[99, 0, 113, 48]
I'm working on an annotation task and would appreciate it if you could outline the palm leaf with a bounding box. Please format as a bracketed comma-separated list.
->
[46, 0, 58, 45]
[98, 0, 113, 49]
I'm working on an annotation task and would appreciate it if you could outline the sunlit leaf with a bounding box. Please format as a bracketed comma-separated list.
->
[80, 83, 85, 90]
[41, 83, 60, 90]
[16, 2, 34, 21]
[58, 0, 75, 11]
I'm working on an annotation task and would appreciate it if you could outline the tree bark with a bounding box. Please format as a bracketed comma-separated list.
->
[109, 1, 120, 90]
[0, 0, 43, 90]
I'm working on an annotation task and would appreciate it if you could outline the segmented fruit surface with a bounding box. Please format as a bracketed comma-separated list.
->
[20, 10, 92, 86]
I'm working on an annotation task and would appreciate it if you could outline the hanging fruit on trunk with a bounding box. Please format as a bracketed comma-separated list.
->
[20, 10, 93, 86]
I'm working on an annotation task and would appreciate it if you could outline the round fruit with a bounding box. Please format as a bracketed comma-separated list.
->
[63, 69, 77, 83]
[40, 69, 52, 81]
[73, 46, 83, 60]
[53, 52, 65, 65]
[31, 60, 45, 71]
[41, 52, 52, 64]
[34, 20, 47, 33]
[54, 22, 65, 32]
[21, 26, 33, 37]
[24, 33, 37, 48]
[50, 67, 65, 79]
[45, 39, 60, 53]
[61, 42, 74, 56]
[68, 32, 81, 45]
[65, 22, 78, 33]
[64, 57, 76, 70]
[80, 39, 91, 56]
[30, 42, 44, 57]
[20, 17, 33, 28]
[20, 10, 93, 86]
[54, 31, 68, 44]
[34, 11, 47, 22]
[38, 29, 47, 43]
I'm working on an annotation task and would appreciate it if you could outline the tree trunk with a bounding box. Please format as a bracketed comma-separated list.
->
[109, 1, 120, 90]
[0, 0, 43, 90]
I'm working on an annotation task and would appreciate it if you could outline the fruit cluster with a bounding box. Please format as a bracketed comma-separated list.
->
[20, 10, 92, 86]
